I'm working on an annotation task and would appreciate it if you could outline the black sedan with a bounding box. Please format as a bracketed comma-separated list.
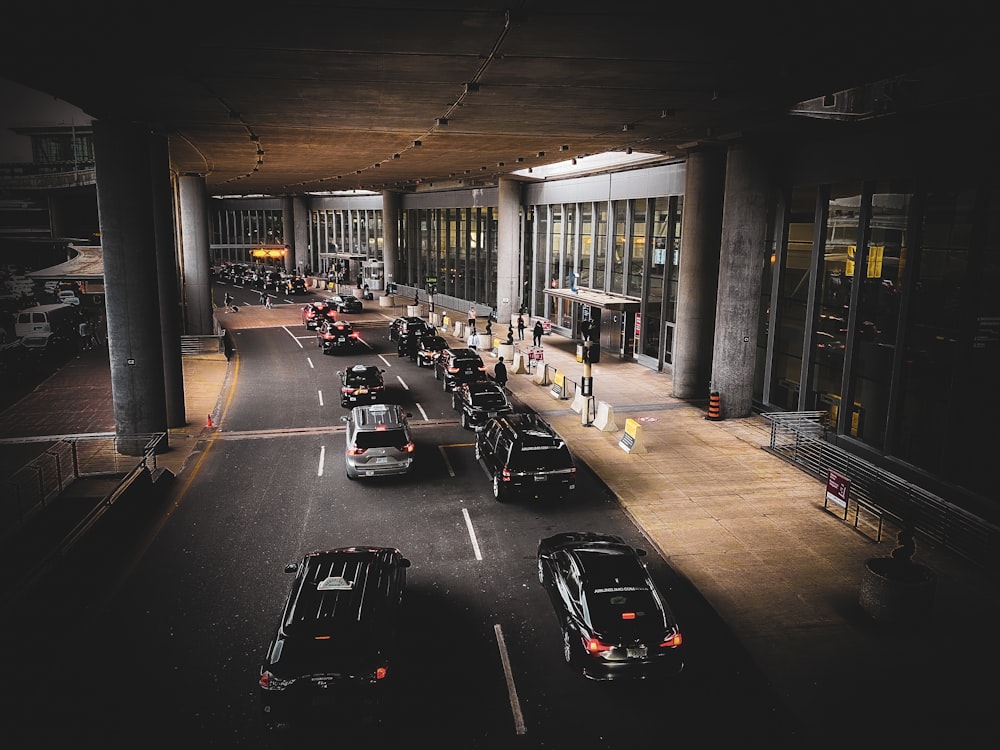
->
[415, 333, 449, 367]
[317, 319, 358, 353]
[451, 379, 512, 431]
[536, 532, 684, 681]
[337, 364, 386, 408]
[328, 293, 364, 313]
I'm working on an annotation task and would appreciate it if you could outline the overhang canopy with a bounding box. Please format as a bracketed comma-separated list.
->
[543, 287, 641, 312]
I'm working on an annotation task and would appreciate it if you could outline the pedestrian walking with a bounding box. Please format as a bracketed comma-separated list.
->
[78, 319, 91, 350]
[532, 320, 544, 347]
[224, 292, 232, 310]
[493, 357, 508, 388]
[259, 291, 266, 305]
[468, 306, 477, 331]
[264, 294, 273, 309]
[517, 314, 525, 341]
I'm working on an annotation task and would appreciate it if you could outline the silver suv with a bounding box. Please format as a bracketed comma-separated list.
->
[342, 403, 415, 480]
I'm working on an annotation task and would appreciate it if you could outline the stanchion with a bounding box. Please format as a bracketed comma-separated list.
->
[706, 391, 722, 421]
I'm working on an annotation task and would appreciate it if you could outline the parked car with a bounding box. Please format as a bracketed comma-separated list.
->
[328, 293, 363, 313]
[341, 403, 415, 480]
[536, 532, 684, 681]
[317, 319, 358, 353]
[415, 333, 449, 368]
[451, 380, 513, 431]
[287, 276, 307, 294]
[259, 546, 411, 729]
[301, 301, 335, 330]
[388, 315, 430, 344]
[433, 347, 487, 391]
[475, 413, 576, 501]
[337, 364, 385, 408]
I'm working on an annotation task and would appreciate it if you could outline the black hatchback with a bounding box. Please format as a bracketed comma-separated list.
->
[259, 546, 411, 729]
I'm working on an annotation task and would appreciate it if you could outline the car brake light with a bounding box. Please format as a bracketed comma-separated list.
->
[501, 467, 511, 482]
[660, 631, 683, 648]
[621, 612, 637, 620]
[400, 441, 415, 453]
[447, 366, 459, 373]
[259, 671, 271, 688]
[348, 447, 368, 455]
[375, 666, 388, 680]
[585, 637, 613, 653]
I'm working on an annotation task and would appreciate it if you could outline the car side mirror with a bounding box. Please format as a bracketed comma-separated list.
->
[283, 562, 299, 573]
[341, 416, 350, 424]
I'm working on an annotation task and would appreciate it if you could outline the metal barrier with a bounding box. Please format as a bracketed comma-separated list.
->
[180, 334, 225, 355]
[1, 433, 165, 542]
[761, 411, 999, 574]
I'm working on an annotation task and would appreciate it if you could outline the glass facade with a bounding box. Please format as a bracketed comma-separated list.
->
[210, 208, 284, 265]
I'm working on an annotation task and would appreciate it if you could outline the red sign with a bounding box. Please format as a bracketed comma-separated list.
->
[825, 469, 850, 508]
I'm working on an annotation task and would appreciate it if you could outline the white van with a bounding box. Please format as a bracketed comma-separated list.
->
[15, 303, 78, 338]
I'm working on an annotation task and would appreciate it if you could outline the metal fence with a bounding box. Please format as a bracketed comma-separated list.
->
[180, 334, 225, 355]
[1, 433, 165, 543]
[761, 411, 999, 575]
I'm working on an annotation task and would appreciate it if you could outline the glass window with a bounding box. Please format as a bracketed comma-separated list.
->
[579, 203, 593, 289]
[594, 203, 607, 291]
[610, 200, 627, 294]
[628, 199, 645, 298]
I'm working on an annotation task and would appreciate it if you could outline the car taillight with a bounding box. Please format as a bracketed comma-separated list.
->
[585, 637, 613, 653]
[621, 612, 637, 620]
[375, 666, 388, 680]
[259, 670, 294, 690]
[659, 631, 683, 648]
[501, 467, 511, 482]
[348, 447, 367, 455]
[342, 387, 352, 393]
[399, 441, 415, 453]
[447, 366, 459, 373]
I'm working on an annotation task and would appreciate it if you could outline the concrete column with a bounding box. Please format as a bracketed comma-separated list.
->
[496, 177, 521, 326]
[673, 146, 726, 399]
[711, 141, 771, 419]
[381, 190, 400, 290]
[150, 134, 186, 428]
[281, 196, 294, 273]
[93, 119, 168, 451]
[292, 195, 309, 274]
[177, 174, 214, 335]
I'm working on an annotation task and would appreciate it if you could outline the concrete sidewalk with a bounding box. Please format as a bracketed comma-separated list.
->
[2, 300, 996, 748]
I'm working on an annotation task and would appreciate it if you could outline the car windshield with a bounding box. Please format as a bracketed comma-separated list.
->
[355, 429, 408, 449]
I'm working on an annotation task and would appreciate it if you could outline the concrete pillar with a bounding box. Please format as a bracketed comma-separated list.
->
[711, 141, 771, 419]
[673, 146, 726, 399]
[149, 134, 186, 428]
[281, 197, 295, 273]
[177, 174, 214, 335]
[93, 119, 168, 451]
[292, 196, 309, 274]
[381, 190, 400, 291]
[496, 178, 521, 325]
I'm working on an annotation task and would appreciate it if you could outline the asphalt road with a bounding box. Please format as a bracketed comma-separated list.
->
[6, 312, 801, 748]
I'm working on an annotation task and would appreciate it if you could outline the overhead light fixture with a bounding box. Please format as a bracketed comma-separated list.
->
[393, 153, 401, 159]
[626, 147, 633, 154]
[374, 163, 380, 167]
[560, 144, 569, 151]
[249, 135, 259, 142]
[622, 123, 634, 132]
[497, 161, 505, 167]
[537, 151, 545, 157]
[413, 140, 422, 147]
[516, 157, 524, 163]
[464, 82, 479, 93]
[436, 117, 449, 126]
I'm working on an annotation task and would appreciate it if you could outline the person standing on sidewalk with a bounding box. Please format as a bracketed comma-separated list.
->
[493, 357, 508, 388]
[517, 314, 525, 341]
[468, 306, 477, 331]
[532, 320, 544, 347]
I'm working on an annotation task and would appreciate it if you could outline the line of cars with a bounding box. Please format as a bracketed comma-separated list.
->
[258, 311, 686, 730]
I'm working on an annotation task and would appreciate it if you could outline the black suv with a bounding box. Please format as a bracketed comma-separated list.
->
[337, 364, 386, 407]
[475, 413, 577, 501]
[452, 380, 513, 431]
[388, 316, 430, 344]
[434, 347, 487, 391]
[317, 319, 357, 353]
[328, 293, 363, 313]
[259, 546, 411, 729]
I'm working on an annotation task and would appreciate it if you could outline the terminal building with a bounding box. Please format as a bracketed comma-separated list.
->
[0, 9, 997, 525]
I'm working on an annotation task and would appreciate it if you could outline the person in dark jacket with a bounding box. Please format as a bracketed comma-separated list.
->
[494, 357, 508, 388]
[532, 320, 544, 347]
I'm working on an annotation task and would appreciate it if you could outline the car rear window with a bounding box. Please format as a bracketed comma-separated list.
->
[472, 392, 508, 408]
[355, 429, 408, 449]
[587, 587, 662, 633]
[509, 445, 573, 471]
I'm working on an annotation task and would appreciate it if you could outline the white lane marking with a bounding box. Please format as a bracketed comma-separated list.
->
[306, 357, 315, 369]
[317, 445, 326, 476]
[494, 624, 527, 736]
[318, 390, 324, 407]
[397, 375, 409, 390]
[284, 326, 304, 347]
[439, 445, 456, 477]
[461, 507, 482, 560]
[378, 354, 393, 367]
[416, 402, 429, 421]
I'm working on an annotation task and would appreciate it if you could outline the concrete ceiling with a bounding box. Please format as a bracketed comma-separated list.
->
[0, 2, 992, 197]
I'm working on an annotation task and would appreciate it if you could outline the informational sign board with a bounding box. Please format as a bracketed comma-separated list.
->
[825, 469, 850, 508]
[619, 418, 641, 453]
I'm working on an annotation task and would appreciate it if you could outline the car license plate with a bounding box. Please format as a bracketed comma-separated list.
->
[488, 411, 497, 417]
[375, 457, 389, 464]
[337, 336, 345, 342]
[626, 646, 647, 659]
[357, 388, 368, 394]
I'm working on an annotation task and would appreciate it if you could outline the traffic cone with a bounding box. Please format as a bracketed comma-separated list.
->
[206, 413, 214, 427]
[706, 392, 722, 421]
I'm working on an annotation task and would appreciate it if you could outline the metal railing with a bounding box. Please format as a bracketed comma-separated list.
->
[761, 411, 999, 574]
[1, 433, 165, 543]
[180, 334, 225, 355]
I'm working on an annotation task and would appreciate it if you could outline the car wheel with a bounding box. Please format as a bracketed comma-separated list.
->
[346, 469, 357, 480]
[492, 474, 506, 502]
[474, 442, 482, 461]
[460, 411, 469, 429]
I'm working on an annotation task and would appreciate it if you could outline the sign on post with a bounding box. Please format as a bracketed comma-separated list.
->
[825, 469, 850, 510]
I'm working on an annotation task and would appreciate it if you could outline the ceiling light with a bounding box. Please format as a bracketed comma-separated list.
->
[537, 151, 545, 157]
[464, 82, 479, 93]
[622, 123, 634, 132]
[560, 144, 569, 151]
[393, 153, 400, 159]
[497, 161, 505, 167]
[436, 117, 449, 126]
[626, 147, 633, 154]
[413, 140, 422, 147]
[516, 157, 524, 162]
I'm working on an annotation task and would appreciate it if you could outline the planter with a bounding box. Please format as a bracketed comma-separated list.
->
[859, 556, 936, 625]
